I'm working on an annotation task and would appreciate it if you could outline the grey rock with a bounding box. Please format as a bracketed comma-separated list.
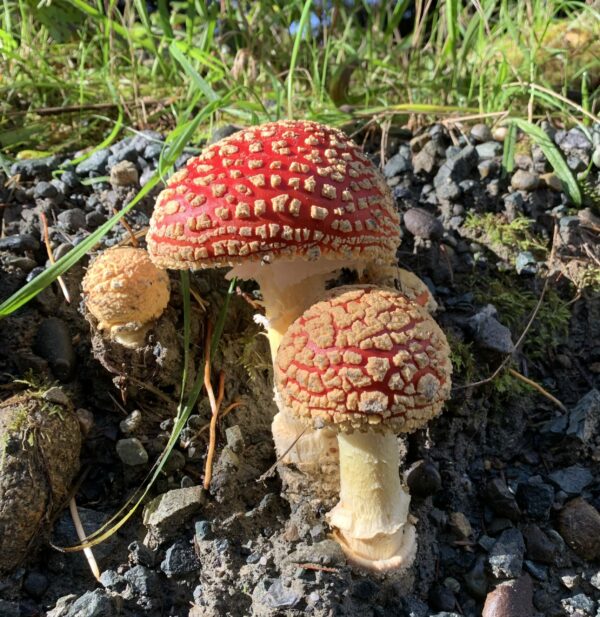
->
[404, 207, 444, 240]
[478, 159, 498, 178]
[567, 389, 600, 443]
[522, 525, 556, 564]
[511, 169, 539, 191]
[116, 438, 149, 466]
[557, 128, 592, 152]
[486, 478, 521, 521]
[144, 142, 163, 159]
[592, 146, 600, 168]
[61, 171, 81, 189]
[489, 528, 525, 579]
[482, 575, 533, 617]
[11, 156, 59, 178]
[160, 539, 201, 577]
[99, 570, 126, 591]
[57, 208, 86, 233]
[33, 317, 75, 381]
[0, 234, 40, 252]
[124, 564, 160, 597]
[548, 465, 593, 495]
[128, 540, 156, 567]
[119, 410, 142, 434]
[3, 255, 37, 271]
[561, 594, 595, 616]
[143, 486, 205, 545]
[471, 124, 493, 143]
[468, 305, 515, 353]
[109, 160, 138, 186]
[413, 140, 443, 174]
[384, 148, 411, 177]
[263, 579, 302, 610]
[464, 555, 488, 598]
[34, 181, 58, 199]
[476, 141, 502, 159]
[66, 590, 114, 617]
[85, 211, 106, 228]
[75, 150, 110, 175]
[590, 570, 600, 590]
[504, 192, 524, 221]
[406, 459, 442, 497]
[516, 480, 554, 520]
[54, 243, 73, 261]
[515, 251, 538, 275]
[195, 520, 213, 541]
[433, 145, 478, 200]
[225, 425, 244, 453]
[107, 143, 138, 168]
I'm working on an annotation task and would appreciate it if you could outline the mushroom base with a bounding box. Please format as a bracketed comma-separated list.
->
[327, 430, 417, 573]
[271, 409, 339, 506]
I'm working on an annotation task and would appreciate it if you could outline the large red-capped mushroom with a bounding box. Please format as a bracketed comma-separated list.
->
[275, 286, 452, 572]
[146, 120, 401, 485]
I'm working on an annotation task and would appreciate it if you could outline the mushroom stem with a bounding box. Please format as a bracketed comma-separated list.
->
[327, 430, 417, 572]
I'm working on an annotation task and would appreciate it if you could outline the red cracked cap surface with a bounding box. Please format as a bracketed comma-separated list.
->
[275, 286, 452, 433]
[147, 120, 400, 269]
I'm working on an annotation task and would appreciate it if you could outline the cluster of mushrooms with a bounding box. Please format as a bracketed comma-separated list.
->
[82, 120, 452, 574]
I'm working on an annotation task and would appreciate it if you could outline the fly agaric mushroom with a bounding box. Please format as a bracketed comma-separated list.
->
[82, 246, 171, 348]
[274, 286, 452, 572]
[146, 120, 401, 486]
[147, 119, 400, 356]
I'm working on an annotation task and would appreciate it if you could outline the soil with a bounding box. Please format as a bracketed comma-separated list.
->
[0, 121, 599, 617]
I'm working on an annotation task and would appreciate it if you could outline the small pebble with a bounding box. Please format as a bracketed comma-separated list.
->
[403, 207, 444, 240]
[511, 169, 539, 191]
[120, 410, 142, 434]
[406, 460, 442, 497]
[116, 438, 149, 466]
[558, 498, 600, 560]
[110, 160, 139, 186]
[482, 574, 533, 617]
[470, 124, 493, 143]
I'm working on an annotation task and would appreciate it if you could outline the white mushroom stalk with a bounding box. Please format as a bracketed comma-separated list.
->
[275, 286, 452, 572]
[328, 431, 416, 571]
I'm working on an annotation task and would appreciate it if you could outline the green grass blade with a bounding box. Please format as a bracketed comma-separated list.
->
[169, 40, 218, 102]
[501, 121, 517, 177]
[286, 0, 313, 119]
[510, 118, 582, 206]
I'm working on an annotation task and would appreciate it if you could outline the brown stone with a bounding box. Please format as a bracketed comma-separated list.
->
[482, 575, 533, 617]
[558, 498, 600, 560]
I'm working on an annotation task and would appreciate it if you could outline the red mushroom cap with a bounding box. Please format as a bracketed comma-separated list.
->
[147, 120, 400, 269]
[275, 286, 452, 433]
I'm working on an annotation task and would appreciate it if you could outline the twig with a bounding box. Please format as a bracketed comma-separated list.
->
[203, 324, 226, 490]
[39, 212, 70, 303]
[69, 498, 101, 582]
[257, 426, 308, 483]
[112, 208, 138, 247]
[508, 367, 567, 413]
[184, 401, 245, 446]
[6, 98, 171, 117]
[296, 563, 339, 573]
[189, 287, 209, 312]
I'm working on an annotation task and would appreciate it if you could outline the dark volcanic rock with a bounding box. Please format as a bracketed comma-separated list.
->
[33, 317, 75, 381]
[548, 465, 593, 495]
[522, 525, 556, 564]
[433, 145, 478, 200]
[0, 234, 40, 253]
[486, 478, 521, 521]
[516, 480, 554, 521]
[489, 529, 525, 579]
[406, 460, 442, 497]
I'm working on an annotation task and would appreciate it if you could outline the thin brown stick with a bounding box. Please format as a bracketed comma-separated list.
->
[39, 212, 70, 303]
[296, 563, 339, 573]
[203, 323, 224, 491]
[112, 208, 138, 247]
[69, 498, 101, 581]
[508, 367, 567, 412]
[183, 401, 245, 446]
[7, 98, 171, 117]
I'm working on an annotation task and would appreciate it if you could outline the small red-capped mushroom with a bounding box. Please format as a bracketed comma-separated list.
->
[146, 120, 401, 481]
[275, 286, 452, 572]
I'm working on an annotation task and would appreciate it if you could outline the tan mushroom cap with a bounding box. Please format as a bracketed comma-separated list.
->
[275, 286, 452, 433]
[82, 247, 170, 333]
[147, 120, 400, 270]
